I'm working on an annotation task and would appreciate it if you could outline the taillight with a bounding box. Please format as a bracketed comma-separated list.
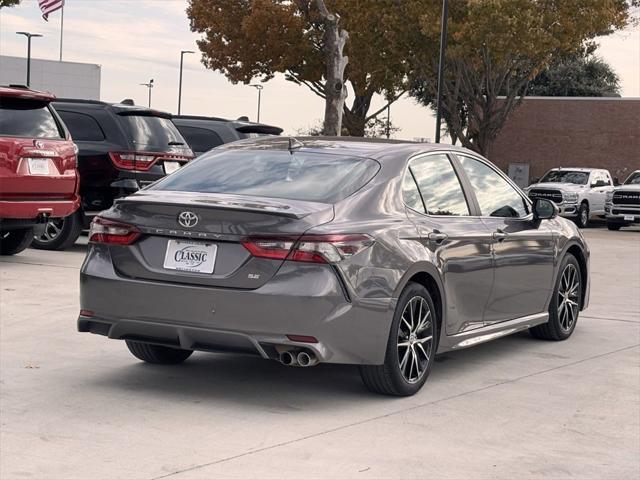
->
[109, 152, 193, 171]
[241, 237, 297, 260]
[89, 216, 141, 245]
[242, 234, 374, 264]
[108, 152, 158, 171]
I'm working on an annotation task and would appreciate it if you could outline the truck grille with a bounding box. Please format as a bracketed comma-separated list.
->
[528, 189, 562, 203]
[612, 208, 639, 215]
[612, 192, 640, 205]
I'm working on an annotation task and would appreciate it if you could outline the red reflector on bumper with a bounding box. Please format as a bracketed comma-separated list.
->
[79, 309, 94, 317]
[286, 334, 318, 343]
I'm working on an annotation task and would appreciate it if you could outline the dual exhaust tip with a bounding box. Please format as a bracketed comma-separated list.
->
[279, 349, 318, 367]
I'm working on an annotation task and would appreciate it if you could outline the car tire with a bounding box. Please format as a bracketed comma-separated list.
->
[606, 222, 622, 231]
[575, 202, 589, 228]
[125, 340, 193, 364]
[530, 253, 582, 341]
[0, 228, 34, 256]
[31, 211, 83, 251]
[359, 282, 437, 396]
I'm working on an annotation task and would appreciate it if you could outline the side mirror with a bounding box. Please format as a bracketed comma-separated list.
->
[531, 177, 539, 185]
[533, 198, 558, 220]
[613, 177, 620, 186]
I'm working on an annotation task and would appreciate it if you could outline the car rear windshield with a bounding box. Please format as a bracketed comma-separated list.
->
[150, 149, 380, 203]
[540, 170, 589, 185]
[0, 98, 63, 139]
[120, 114, 188, 152]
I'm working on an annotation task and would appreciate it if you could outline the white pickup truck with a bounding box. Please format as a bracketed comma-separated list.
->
[525, 167, 614, 228]
[605, 170, 640, 230]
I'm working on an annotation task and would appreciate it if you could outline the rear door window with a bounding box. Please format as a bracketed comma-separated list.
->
[120, 115, 189, 152]
[0, 98, 63, 139]
[150, 149, 380, 203]
[56, 110, 105, 141]
[408, 154, 470, 216]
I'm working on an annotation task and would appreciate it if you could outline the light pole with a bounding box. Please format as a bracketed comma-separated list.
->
[249, 84, 264, 122]
[178, 50, 194, 115]
[140, 79, 154, 108]
[16, 32, 43, 87]
[434, 0, 448, 143]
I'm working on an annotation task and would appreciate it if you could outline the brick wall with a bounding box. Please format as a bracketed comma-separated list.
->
[488, 97, 640, 184]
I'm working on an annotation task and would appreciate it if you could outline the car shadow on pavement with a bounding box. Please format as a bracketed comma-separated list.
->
[84, 331, 542, 408]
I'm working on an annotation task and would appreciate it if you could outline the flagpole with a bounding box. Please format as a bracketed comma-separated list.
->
[59, 6, 64, 61]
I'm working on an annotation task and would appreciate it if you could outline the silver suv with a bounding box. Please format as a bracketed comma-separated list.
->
[605, 170, 640, 230]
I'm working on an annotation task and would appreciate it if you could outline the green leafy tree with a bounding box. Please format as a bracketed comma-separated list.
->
[410, 0, 631, 155]
[187, 0, 436, 136]
[0, 0, 21, 8]
[528, 54, 620, 96]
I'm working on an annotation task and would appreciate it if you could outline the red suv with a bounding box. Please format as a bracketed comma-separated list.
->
[0, 86, 80, 255]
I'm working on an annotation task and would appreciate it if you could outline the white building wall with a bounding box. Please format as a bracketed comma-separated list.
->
[0, 55, 100, 100]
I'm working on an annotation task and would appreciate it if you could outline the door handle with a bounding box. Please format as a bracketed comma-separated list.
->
[492, 229, 508, 242]
[427, 231, 449, 243]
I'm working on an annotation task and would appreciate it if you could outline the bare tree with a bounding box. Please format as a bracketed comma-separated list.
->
[441, 48, 531, 156]
[315, 0, 348, 136]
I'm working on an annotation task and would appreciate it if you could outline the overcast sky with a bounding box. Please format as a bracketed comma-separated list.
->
[1, 0, 639, 140]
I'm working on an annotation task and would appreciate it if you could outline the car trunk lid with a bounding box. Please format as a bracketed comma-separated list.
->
[105, 190, 334, 289]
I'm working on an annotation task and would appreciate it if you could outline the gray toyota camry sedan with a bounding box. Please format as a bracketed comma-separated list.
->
[79, 137, 590, 396]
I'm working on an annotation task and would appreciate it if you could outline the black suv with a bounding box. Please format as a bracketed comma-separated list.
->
[32, 99, 193, 250]
[172, 115, 282, 156]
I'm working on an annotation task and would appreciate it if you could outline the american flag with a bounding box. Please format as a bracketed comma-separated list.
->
[38, 0, 64, 21]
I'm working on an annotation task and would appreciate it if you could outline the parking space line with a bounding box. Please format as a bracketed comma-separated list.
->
[581, 315, 640, 324]
[151, 343, 640, 480]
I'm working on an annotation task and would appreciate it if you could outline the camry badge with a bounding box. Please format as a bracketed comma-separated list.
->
[177, 211, 199, 228]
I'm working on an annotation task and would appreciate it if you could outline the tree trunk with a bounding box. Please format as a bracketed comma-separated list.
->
[342, 92, 373, 136]
[316, 0, 348, 136]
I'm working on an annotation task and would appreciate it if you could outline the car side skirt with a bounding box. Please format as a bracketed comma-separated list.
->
[437, 312, 549, 353]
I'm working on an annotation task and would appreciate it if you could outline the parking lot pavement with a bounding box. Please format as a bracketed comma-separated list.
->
[1, 228, 638, 480]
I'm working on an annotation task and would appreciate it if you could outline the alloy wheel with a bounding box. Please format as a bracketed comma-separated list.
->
[37, 218, 64, 243]
[397, 296, 433, 384]
[557, 264, 580, 332]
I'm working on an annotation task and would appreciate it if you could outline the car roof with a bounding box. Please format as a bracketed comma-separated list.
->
[0, 85, 55, 102]
[52, 98, 172, 118]
[173, 115, 284, 135]
[218, 135, 470, 162]
[548, 167, 606, 172]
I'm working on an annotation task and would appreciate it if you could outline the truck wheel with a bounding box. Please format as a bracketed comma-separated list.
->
[0, 228, 34, 255]
[575, 202, 589, 229]
[606, 221, 622, 231]
[32, 212, 83, 251]
[126, 341, 193, 364]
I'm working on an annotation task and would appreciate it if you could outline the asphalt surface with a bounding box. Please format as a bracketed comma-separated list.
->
[1, 227, 639, 479]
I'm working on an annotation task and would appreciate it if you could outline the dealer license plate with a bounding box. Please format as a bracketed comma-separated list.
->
[624, 215, 635, 221]
[163, 239, 217, 274]
[164, 161, 181, 174]
[28, 158, 49, 175]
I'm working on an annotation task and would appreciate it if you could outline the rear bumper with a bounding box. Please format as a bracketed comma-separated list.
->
[0, 196, 80, 220]
[79, 245, 394, 365]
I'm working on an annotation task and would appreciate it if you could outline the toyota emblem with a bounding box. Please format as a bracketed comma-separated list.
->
[178, 211, 198, 228]
[34, 140, 45, 149]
